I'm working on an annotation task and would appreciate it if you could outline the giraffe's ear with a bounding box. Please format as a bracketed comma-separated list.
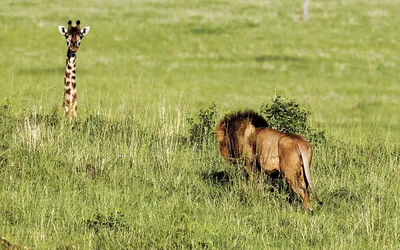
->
[58, 26, 68, 36]
[81, 26, 90, 37]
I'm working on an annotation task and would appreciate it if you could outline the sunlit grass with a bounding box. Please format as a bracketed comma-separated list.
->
[1, 99, 399, 248]
[1, 0, 400, 248]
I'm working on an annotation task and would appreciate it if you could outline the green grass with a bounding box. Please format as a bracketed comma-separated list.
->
[1, 105, 399, 249]
[1, 0, 400, 248]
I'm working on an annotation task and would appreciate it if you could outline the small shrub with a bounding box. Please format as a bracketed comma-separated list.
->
[260, 96, 326, 145]
[186, 102, 217, 147]
[85, 210, 129, 233]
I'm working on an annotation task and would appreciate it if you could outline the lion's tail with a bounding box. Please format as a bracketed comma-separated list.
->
[298, 145, 322, 205]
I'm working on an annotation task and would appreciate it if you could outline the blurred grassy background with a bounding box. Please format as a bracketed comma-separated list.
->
[1, 0, 399, 140]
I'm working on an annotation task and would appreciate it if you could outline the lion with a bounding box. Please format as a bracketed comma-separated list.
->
[216, 110, 321, 210]
[216, 110, 268, 179]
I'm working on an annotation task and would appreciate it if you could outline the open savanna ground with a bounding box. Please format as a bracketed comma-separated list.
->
[0, 0, 399, 249]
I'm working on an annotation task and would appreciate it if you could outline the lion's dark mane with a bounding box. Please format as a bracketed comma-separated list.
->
[220, 110, 268, 128]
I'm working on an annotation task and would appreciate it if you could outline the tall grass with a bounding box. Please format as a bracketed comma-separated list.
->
[1, 101, 399, 249]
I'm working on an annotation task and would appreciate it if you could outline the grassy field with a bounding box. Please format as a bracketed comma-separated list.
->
[1, 0, 399, 249]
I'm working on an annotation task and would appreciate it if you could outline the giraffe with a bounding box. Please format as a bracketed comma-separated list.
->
[58, 20, 90, 119]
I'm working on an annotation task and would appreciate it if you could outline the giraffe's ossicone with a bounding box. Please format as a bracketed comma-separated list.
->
[58, 20, 90, 119]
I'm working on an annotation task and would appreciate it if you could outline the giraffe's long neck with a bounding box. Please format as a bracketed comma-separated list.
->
[63, 50, 77, 119]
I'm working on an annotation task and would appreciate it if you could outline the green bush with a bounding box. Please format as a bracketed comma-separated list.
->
[86, 210, 129, 233]
[186, 102, 217, 147]
[260, 96, 326, 146]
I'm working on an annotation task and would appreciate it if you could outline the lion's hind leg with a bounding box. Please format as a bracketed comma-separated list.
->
[281, 154, 312, 210]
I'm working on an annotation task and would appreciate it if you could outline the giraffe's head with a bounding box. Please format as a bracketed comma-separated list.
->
[58, 20, 90, 54]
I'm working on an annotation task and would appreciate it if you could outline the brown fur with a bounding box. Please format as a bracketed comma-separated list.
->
[216, 110, 321, 210]
[216, 110, 268, 179]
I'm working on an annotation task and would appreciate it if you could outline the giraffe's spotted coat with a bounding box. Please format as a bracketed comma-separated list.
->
[58, 20, 90, 119]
